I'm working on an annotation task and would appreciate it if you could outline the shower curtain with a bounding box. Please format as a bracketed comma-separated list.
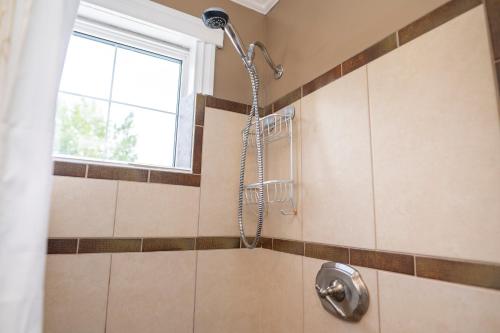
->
[0, 0, 79, 332]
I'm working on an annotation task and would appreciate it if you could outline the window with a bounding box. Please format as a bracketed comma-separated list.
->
[53, 0, 223, 171]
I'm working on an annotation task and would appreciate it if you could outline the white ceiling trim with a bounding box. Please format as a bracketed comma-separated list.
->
[230, 0, 279, 15]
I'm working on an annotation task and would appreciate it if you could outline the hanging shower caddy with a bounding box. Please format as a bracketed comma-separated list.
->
[243, 105, 297, 215]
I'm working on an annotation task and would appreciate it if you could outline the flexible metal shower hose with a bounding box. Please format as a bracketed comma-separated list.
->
[238, 64, 264, 249]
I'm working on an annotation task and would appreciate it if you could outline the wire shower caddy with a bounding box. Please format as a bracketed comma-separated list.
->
[243, 105, 297, 215]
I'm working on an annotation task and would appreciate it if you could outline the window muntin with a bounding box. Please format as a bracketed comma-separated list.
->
[54, 31, 185, 169]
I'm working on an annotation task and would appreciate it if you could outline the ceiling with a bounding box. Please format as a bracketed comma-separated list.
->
[230, 0, 279, 15]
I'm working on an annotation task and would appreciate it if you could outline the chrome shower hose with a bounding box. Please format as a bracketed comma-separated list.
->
[238, 64, 264, 249]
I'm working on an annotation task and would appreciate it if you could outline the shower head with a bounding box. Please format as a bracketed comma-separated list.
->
[202, 7, 249, 63]
[201, 7, 229, 29]
[201, 7, 283, 79]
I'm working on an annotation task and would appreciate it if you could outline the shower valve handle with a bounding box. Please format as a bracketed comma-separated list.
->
[315, 280, 345, 301]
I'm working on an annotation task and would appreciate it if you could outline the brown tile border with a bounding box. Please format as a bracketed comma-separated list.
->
[273, 238, 304, 256]
[496, 61, 500, 94]
[485, 0, 500, 61]
[261, 237, 273, 250]
[149, 171, 200, 187]
[350, 248, 415, 275]
[272, 87, 302, 112]
[87, 164, 149, 182]
[342, 34, 398, 75]
[78, 238, 142, 254]
[263, 0, 490, 109]
[195, 237, 241, 250]
[195, 94, 206, 126]
[302, 65, 342, 97]
[205, 95, 249, 114]
[142, 238, 195, 252]
[192, 126, 203, 175]
[399, 0, 482, 45]
[47, 238, 78, 254]
[259, 237, 500, 291]
[416, 256, 500, 290]
[305, 242, 349, 264]
[53, 161, 86, 178]
[54, 162, 201, 187]
[47, 236, 500, 290]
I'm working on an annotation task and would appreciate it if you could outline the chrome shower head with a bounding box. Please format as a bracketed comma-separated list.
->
[202, 8, 248, 63]
[201, 7, 283, 79]
[201, 7, 229, 29]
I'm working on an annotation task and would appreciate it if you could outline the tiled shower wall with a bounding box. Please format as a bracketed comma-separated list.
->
[253, 4, 500, 333]
[44, 2, 500, 333]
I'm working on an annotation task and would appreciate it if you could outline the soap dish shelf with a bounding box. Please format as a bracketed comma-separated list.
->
[244, 106, 294, 146]
[243, 106, 297, 215]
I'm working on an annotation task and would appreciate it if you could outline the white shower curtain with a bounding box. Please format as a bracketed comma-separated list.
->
[0, 0, 79, 332]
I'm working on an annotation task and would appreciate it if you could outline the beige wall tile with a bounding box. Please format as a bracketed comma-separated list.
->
[301, 66, 375, 248]
[379, 271, 500, 332]
[44, 254, 111, 333]
[194, 249, 264, 333]
[260, 250, 303, 333]
[49, 176, 117, 237]
[198, 108, 248, 236]
[106, 251, 196, 333]
[262, 100, 303, 240]
[114, 181, 199, 237]
[368, 6, 500, 262]
[303, 257, 379, 333]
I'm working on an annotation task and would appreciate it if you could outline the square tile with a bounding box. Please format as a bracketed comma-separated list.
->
[301, 66, 375, 248]
[49, 177, 117, 237]
[378, 271, 500, 332]
[260, 250, 303, 333]
[368, 6, 500, 262]
[106, 251, 196, 333]
[198, 108, 248, 236]
[44, 254, 111, 333]
[114, 181, 199, 237]
[194, 249, 264, 333]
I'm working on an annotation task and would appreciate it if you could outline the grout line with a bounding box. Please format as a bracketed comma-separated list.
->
[413, 256, 417, 276]
[365, 67, 379, 249]
[191, 249, 199, 333]
[396, 30, 400, 47]
[348, 248, 351, 264]
[140, 238, 144, 252]
[376, 271, 382, 333]
[84, 164, 89, 178]
[112, 182, 120, 237]
[76, 238, 80, 254]
[147, 170, 151, 183]
[103, 254, 113, 333]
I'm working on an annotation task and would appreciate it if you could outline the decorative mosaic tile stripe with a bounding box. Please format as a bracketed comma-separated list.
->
[47, 236, 250, 255]
[48, 236, 500, 290]
[260, 237, 500, 291]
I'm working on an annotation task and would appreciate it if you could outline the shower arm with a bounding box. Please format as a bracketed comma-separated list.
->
[247, 41, 284, 80]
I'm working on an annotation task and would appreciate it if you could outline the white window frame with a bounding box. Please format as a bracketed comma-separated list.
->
[54, 0, 223, 172]
[78, 0, 223, 96]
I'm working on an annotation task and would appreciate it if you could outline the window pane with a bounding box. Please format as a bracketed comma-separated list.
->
[59, 34, 115, 99]
[111, 47, 181, 112]
[54, 93, 108, 160]
[107, 103, 176, 167]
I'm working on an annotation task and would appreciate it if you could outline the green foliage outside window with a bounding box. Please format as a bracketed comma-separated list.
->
[54, 98, 138, 162]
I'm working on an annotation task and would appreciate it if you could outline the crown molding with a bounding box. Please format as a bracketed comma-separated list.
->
[230, 0, 279, 15]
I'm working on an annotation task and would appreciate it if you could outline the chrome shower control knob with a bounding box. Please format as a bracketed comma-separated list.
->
[315, 280, 346, 301]
[315, 262, 369, 322]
